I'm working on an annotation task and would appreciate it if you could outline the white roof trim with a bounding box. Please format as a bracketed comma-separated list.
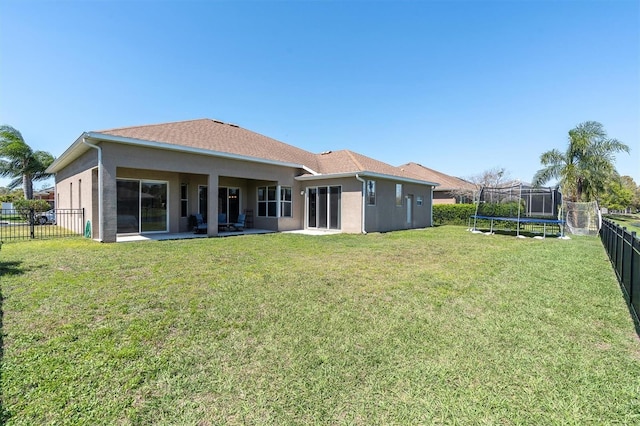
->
[46, 134, 89, 173]
[296, 171, 439, 187]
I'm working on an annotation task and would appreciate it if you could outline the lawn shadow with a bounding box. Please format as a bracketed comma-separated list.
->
[616, 282, 640, 338]
[0, 261, 24, 277]
[0, 260, 22, 423]
[0, 285, 8, 422]
[625, 299, 640, 338]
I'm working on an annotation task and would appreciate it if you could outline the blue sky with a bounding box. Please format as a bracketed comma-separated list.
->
[1, 0, 638, 189]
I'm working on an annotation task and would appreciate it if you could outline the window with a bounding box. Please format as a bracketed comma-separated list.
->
[258, 187, 266, 216]
[180, 184, 188, 217]
[280, 186, 292, 217]
[78, 179, 82, 209]
[258, 186, 276, 217]
[396, 184, 403, 207]
[70, 182, 73, 208]
[258, 185, 290, 217]
[417, 196, 423, 206]
[267, 186, 277, 217]
[366, 180, 376, 205]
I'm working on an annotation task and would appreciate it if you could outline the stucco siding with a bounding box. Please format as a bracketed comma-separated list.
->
[102, 142, 299, 182]
[55, 166, 95, 238]
[433, 191, 457, 204]
[55, 149, 98, 182]
[56, 142, 310, 240]
[300, 177, 363, 233]
[364, 179, 433, 233]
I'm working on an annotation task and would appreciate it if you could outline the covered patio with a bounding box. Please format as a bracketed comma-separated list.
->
[116, 228, 276, 242]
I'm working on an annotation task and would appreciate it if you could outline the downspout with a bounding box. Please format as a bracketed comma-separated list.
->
[82, 135, 104, 242]
[430, 186, 434, 227]
[355, 174, 367, 234]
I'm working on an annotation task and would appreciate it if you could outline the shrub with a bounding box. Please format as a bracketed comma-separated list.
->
[476, 201, 524, 218]
[433, 204, 477, 225]
[13, 198, 52, 212]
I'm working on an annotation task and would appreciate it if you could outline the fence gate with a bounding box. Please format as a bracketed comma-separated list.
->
[0, 208, 85, 241]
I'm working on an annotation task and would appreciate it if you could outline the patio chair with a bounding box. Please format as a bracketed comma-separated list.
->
[231, 213, 246, 231]
[218, 213, 228, 231]
[193, 213, 208, 234]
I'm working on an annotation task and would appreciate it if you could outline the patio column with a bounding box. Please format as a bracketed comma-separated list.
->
[207, 173, 219, 237]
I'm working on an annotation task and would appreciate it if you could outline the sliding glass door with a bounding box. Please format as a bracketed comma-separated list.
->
[307, 186, 341, 230]
[141, 182, 168, 232]
[117, 180, 140, 233]
[117, 179, 168, 233]
[198, 186, 208, 221]
[218, 187, 240, 222]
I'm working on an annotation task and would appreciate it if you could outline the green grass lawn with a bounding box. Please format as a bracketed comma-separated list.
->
[1, 227, 639, 425]
[605, 213, 640, 234]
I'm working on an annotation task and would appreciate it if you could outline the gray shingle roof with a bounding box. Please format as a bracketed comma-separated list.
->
[398, 162, 475, 191]
[96, 119, 433, 182]
[97, 118, 321, 171]
[316, 150, 425, 180]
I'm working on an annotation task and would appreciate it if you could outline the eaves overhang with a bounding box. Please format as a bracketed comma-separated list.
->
[295, 171, 439, 187]
[46, 131, 321, 175]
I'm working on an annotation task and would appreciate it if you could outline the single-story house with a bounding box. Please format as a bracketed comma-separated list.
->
[46, 119, 438, 242]
[398, 162, 476, 204]
[34, 186, 56, 208]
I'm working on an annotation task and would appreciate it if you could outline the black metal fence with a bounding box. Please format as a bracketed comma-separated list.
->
[600, 219, 639, 327]
[0, 208, 85, 241]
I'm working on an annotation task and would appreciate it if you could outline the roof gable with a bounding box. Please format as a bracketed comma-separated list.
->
[398, 162, 475, 191]
[315, 150, 426, 181]
[97, 119, 321, 171]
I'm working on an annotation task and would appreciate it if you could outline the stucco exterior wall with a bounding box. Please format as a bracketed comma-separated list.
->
[55, 149, 98, 182]
[55, 166, 95, 238]
[433, 192, 456, 204]
[299, 177, 363, 233]
[57, 141, 309, 241]
[364, 179, 433, 233]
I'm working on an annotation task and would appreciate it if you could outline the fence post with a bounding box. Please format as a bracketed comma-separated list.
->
[632, 231, 637, 319]
[29, 208, 35, 239]
[616, 226, 625, 282]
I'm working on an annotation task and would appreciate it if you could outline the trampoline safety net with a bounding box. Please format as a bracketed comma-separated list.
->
[471, 182, 564, 237]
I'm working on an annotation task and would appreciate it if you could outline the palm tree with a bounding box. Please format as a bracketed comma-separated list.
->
[0, 125, 55, 199]
[533, 121, 630, 202]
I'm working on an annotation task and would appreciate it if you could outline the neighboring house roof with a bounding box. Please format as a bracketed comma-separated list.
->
[34, 186, 55, 194]
[398, 162, 475, 191]
[33, 187, 55, 200]
[47, 119, 439, 186]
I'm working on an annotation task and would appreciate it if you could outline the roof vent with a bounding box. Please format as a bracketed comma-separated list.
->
[320, 150, 332, 155]
[228, 123, 239, 128]
[212, 119, 224, 124]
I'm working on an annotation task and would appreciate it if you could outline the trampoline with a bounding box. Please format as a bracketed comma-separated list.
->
[470, 182, 565, 238]
[470, 215, 565, 238]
